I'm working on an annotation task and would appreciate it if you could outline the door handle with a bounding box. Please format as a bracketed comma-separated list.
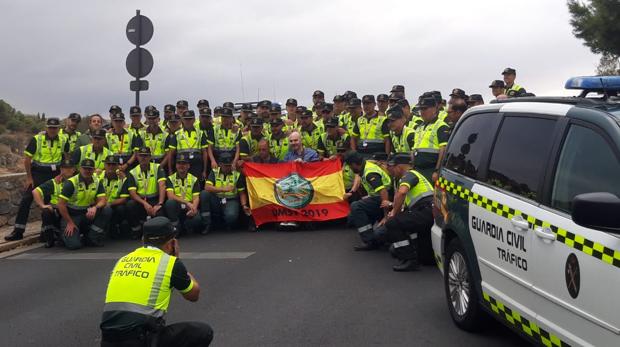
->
[534, 227, 556, 242]
[510, 216, 529, 231]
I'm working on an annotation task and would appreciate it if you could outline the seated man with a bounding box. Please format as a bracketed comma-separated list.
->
[165, 153, 211, 235]
[384, 153, 435, 271]
[283, 130, 319, 163]
[32, 158, 76, 248]
[99, 155, 130, 239]
[126, 147, 167, 239]
[204, 152, 249, 231]
[57, 159, 111, 250]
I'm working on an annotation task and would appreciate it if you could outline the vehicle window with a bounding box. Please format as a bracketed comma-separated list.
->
[486, 116, 556, 201]
[443, 113, 500, 180]
[551, 124, 620, 213]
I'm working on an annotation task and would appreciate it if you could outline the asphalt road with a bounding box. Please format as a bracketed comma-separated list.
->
[0, 225, 525, 346]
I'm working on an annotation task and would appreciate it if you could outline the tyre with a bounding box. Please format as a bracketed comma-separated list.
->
[444, 237, 483, 331]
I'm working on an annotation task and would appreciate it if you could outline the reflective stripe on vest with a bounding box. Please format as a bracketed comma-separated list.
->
[169, 172, 197, 201]
[99, 172, 125, 201]
[241, 134, 262, 157]
[213, 125, 239, 150]
[106, 130, 134, 155]
[213, 168, 240, 198]
[403, 169, 434, 208]
[139, 128, 168, 158]
[357, 114, 386, 141]
[361, 161, 391, 196]
[413, 118, 446, 153]
[66, 174, 100, 209]
[176, 129, 203, 151]
[504, 83, 523, 94]
[31, 134, 65, 167]
[343, 163, 355, 190]
[130, 163, 161, 198]
[103, 247, 176, 318]
[320, 133, 349, 157]
[301, 127, 321, 150]
[268, 135, 289, 160]
[390, 126, 415, 153]
[59, 129, 81, 153]
[79, 144, 111, 170]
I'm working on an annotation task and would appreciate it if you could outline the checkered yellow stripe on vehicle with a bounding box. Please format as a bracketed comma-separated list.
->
[437, 177, 620, 269]
[483, 292, 570, 347]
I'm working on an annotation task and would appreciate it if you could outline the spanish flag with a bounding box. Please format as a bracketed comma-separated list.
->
[244, 159, 350, 226]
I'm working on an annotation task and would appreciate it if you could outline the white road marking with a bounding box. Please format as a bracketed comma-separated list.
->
[6, 251, 255, 260]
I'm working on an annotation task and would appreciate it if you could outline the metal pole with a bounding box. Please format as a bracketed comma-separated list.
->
[135, 9, 141, 106]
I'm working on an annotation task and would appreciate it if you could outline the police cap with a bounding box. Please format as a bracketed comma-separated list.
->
[449, 88, 467, 98]
[325, 117, 339, 128]
[176, 153, 191, 163]
[362, 95, 376, 104]
[199, 107, 212, 117]
[143, 216, 177, 240]
[386, 105, 404, 119]
[60, 158, 74, 168]
[257, 100, 272, 108]
[91, 129, 107, 138]
[300, 110, 314, 118]
[343, 151, 364, 165]
[391, 85, 405, 93]
[168, 114, 181, 122]
[46, 117, 61, 128]
[249, 117, 264, 127]
[389, 93, 404, 101]
[502, 67, 516, 75]
[164, 104, 176, 112]
[296, 105, 307, 113]
[270, 117, 284, 126]
[197, 99, 210, 108]
[130, 106, 141, 115]
[377, 94, 389, 102]
[396, 98, 410, 108]
[137, 147, 151, 155]
[111, 113, 125, 121]
[223, 102, 235, 110]
[347, 98, 362, 108]
[146, 109, 159, 118]
[372, 152, 389, 162]
[285, 98, 298, 106]
[144, 105, 157, 113]
[105, 155, 120, 165]
[213, 106, 223, 115]
[270, 104, 282, 114]
[344, 91, 358, 100]
[489, 80, 505, 88]
[81, 158, 96, 169]
[468, 94, 484, 103]
[418, 97, 438, 108]
[182, 110, 196, 119]
[241, 103, 253, 112]
[109, 105, 122, 114]
[220, 107, 233, 117]
[218, 152, 234, 165]
[312, 90, 325, 97]
[387, 153, 413, 166]
[333, 94, 345, 103]
[321, 103, 334, 113]
[176, 100, 189, 108]
[68, 113, 82, 122]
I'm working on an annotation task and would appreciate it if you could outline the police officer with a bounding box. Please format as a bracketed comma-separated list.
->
[502, 67, 527, 97]
[72, 129, 112, 174]
[316, 103, 334, 131]
[412, 97, 450, 183]
[341, 97, 362, 134]
[448, 88, 468, 106]
[32, 158, 75, 247]
[5, 117, 70, 241]
[99, 156, 130, 239]
[126, 147, 167, 239]
[299, 109, 322, 151]
[168, 110, 209, 181]
[57, 159, 111, 250]
[140, 110, 169, 166]
[391, 85, 405, 99]
[164, 153, 210, 235]
[176, 100, 189, 119]
[344, 151, 391, 251]
[267, 104, 284, 131]
[467, 94, 484, 107]
[204, 152, 249, 231]
[162, 104, 176, 130]
[256, 100, 272, 121]
[489, 80, 506, 99]
[239, 117, 265, 163]
[197, 99, 210, 112]
[164, 114, 182, 173]
[446, 102, 468, 129]
[337, 146, 360, 203]
[333, 94, 347, 119]
[387, 104, 416, 153]
[100, 216, 213, 347]
[384, 153, 434, 271]
[129, 106, 146, 136]
[197, 107, 215, 140]
[208, 106, 240, 168]
[317, 117, 351, 159]
[268, 118, 290, 161]
[239, 103, 253, 132]
[60, 113, 82, 153]
[107, 113, 141, 170]
[352, 95, 389, 156]
[377, 94, 389, 116]
[311, 90, 325, 114]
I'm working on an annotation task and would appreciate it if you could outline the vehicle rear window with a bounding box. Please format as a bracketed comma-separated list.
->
[485, 116, 557, 201]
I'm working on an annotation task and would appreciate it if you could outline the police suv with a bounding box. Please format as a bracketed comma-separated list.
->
[431, 76, 620, 346]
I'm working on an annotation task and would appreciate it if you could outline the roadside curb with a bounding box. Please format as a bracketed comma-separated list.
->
[0, 234, 41, 253]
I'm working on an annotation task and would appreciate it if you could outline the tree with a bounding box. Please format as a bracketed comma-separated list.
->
[596, 52, 620, 76]
[568, 0, 620, 74]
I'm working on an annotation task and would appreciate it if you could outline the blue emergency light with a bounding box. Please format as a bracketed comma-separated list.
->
[565, 76, 620, 91]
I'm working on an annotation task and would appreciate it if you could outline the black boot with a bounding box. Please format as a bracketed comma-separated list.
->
[393, 259, 420, 272]
[5, 230, 24, 241]
[354, 242, 379, 251]
[42, 229, 55, 248]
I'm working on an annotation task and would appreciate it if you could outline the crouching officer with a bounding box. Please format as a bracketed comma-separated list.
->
[126, 147, 167, 239]
[204, 152, 249, 231]
[100, 156, 130, 239]
[344, 151, 391, 251]
[384, 153, 434, 271]
[100, 216, 214, 347]
[32, 158, 76, 248]
[57, 159, 111, 250]
[164, 154, 211, 235]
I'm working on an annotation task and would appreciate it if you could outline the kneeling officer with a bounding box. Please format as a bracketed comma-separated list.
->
[100, 216, 214, 347]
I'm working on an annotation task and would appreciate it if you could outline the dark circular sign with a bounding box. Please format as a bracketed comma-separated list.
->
[274, 173, 314, 209]
[565, 253, 580, 299]
[126, 48, 154, 78]
[126, 15, 154, 46]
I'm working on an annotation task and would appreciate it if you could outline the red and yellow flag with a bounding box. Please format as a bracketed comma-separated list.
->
[243, 159, 350, 226]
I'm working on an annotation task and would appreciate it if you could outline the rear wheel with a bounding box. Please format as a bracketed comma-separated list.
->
[444, 237, 483, 331]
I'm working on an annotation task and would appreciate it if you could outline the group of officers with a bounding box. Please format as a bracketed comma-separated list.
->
[4, 67, 527, 269]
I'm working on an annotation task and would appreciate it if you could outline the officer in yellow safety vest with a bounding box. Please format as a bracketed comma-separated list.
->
[256, 100, 271, 123]
[176, 100, 189, 121]
[333, 94, 347, 119]
[208, 106, 240, 169]
[238, 117, 265, 164]
[344, 151, 392, 251]
[412, 97, 450, 183]
[99, 155, 131, 239]
[299, 109, 322, 151]
[204, 152, 249, 231]
[129, 106, 147, 136]
[489, 80, 506, 99]
[5, 118, 70, 241]
[377, 94, 389, 117]
[267, 118, 290, 161]
[239, 103, 254, 133]
[266, 104, 284, 135]
[336, 145, 361, 203]
[59, 113, 82, 153]
[386, 104, 416, 154]
[168, 110, 209, 181]
[383, 153, 435, 271]
[126, 147, 167, 239]
[106, 113, 141, 170]
[139, 110, 169, 167]
[311, 90, 325, 117]
[164, 153, 211, 236]
[341, 97, 361, 134]
[162, 104, 176, 130]
[163, 113, 182, 173]
[32, 158, 75, 248]
[283, 98, 299, 132]
[57, 158, 111, 250]
[317, 117, 351, 159]
[72, 129, 112, 174]
[100, 216, 213, 347]
[352, 95, 390, 157]
[448, 88, 468, 107]
[502, 67, 527, 97]
[391, 85, 405, 99]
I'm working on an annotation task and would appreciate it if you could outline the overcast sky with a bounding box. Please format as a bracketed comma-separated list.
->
[0, 0, 600, 117]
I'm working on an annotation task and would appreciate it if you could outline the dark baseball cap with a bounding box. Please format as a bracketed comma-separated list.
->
[137, 147, 151, 155]
[489, 80, 506, 88]
[168, 114, 181, 122]
[176, 153, 191, 163]
[111, 113, 125, 121]
[343, 151, 364, 165]
[146, 109, 159, 118]
[250, 117, 264, 127]
[285, 98, 298, 106]
[257, 100, 272, 108]
[396, 98, 410, 108]
[389, 93, 404, 101]
[344, 91, 357, 100]
[221, 107, 233, 117]
[391, 85, 405, 93]
[60, 158, 75, 168]
[321, 103, 334, 112]
[347, 98, 362, 108]
[270, 117, 284, 126]
[325, 117, 339, 128]
[105, 155, 120, 165]
[241, 103, 253, 112]
[176, 100, 189, 108]
[143, 216, 176, 239]
[182, 110, 195, 119]
[300, 110, 314, 118]
[130, 106, 141, 115]
[144, 105, 157, 113]
[371, 152, 389, 162]
[312, 90, 324, 97]
[199, 107, 212, 117]
[164, 104, 176, 112]
[468, 94, 484, 103]
[386, 105, 404, 119]
[270, 104, 282, 114]
[296, 105, 307, 113]
[333, 95, 345, 102]
[387, 153, 412, 166]
[46, 118, 61, 128]
[218, 152, 233, 165]
[213, 106, 222, 115]
[502, 67, 516, 75]
[362, 95, 376, 104]
[197, 99, 210, 108]
[377, 94, 389, 102]
[68, 113, 81, 122]
[418, 97, 438, 108]
[449, 88, 467, 98]
[223, 102, 235, 110]
[91, 129, 107, 138]
[109, 105, 122, 114]
[80, 158, 96, 169]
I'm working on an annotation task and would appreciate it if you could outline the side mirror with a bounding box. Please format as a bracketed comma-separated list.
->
[572, 192, 620, 233]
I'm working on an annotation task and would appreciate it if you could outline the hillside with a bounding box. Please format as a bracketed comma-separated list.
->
[0, 100, 47, 174]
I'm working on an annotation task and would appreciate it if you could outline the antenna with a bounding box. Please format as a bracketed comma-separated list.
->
[239, 63, 245, 101]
